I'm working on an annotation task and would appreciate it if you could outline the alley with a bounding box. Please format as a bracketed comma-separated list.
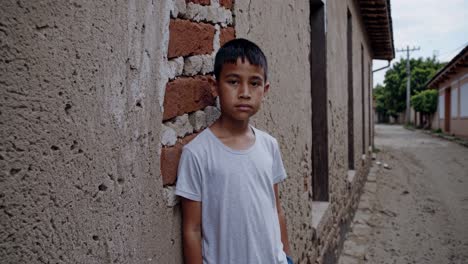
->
[340, 125, 468, 264]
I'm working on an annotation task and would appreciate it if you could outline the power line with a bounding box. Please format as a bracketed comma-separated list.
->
[396, 46, 421, 124]
[437, 41, 468, 61]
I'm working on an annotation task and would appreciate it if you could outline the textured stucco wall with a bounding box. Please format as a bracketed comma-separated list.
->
[326, 0, 373, 211]
[1, 0, 379, 263]
[0, 1, 182, 263]
[234, 0, 315, 260]
[324, 1, 373, 261]
[326, 0, 350, 216]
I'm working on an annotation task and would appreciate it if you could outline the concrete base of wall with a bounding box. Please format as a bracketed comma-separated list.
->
[312, 158, 372, 264]
[324, 160, 371, 264]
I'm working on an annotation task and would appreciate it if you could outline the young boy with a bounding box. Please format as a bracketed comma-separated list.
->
[175, 38, 293, 264]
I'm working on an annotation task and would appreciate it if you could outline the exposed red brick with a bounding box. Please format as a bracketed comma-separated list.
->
[163, 75, 216, 121]
[186, 0, 210, 5]
[161, 133, 198, 186]
[161, 145, 182, 186]
[220, 27, 235, 47]
[168, 19, 215, 59]
[219, 0, 233, 9]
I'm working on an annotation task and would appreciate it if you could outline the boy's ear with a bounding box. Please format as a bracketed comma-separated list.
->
[263, 82, 270, 95]
[208, 76, 218, 96]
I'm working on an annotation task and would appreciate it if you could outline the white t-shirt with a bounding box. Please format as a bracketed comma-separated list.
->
[175, 126, 288, 264]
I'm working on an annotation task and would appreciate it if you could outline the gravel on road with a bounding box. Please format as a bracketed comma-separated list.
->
[339, 125, 468, 264]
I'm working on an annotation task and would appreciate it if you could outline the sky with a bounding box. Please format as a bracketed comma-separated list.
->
[373, 0, 468, 87]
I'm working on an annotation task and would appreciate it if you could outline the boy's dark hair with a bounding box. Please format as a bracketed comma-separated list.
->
[214, 38, 268, 81]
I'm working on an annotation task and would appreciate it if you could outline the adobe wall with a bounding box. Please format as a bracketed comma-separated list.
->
[0, 0, 179, 263]
[1, 0, 376, 263]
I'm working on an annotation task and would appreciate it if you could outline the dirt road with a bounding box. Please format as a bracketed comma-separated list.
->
[366, 125, 468, 264]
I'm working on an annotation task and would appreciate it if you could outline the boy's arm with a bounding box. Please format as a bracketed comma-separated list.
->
[181, 197, 203, 264]
[274, 183, 291, 256]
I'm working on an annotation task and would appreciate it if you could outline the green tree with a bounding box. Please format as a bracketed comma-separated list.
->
[376, 56, 444, 122]
[411, 89, 438, 128]
[411, 89, 438, 114]
[374, 84, 391, 122]
[374, 84, 385, 113]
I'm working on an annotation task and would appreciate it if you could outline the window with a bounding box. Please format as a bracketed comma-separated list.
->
[451, 87, 458, 118]
[461, 83, 468, 117]
[439, 94, 445, 119]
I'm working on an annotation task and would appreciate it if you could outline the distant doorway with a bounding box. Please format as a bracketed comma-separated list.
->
[347, 9, 354, 170]
[444, 88, 451, 132]
[310, 0, 328, 201]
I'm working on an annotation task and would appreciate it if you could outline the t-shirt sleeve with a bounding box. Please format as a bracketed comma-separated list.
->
[175, 148, 203, 202]
[272, 139, 287, 184]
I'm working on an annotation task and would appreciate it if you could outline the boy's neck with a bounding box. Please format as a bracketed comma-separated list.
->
[213, 114, 252, 136]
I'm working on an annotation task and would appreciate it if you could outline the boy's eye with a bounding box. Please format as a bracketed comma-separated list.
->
[251, 81, 261, 87]
[250, 80, 263, 87]
[227, 80, 239, 85]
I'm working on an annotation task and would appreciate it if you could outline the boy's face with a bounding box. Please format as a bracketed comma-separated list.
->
[216, 58, 269, 122]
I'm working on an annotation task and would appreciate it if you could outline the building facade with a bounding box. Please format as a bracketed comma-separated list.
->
[1, 0, 393, 263]
[428, 46, 468, 138]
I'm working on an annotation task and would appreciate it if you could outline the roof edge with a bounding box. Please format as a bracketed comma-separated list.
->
[425, 45, 468, 89]
[358, 0, 395, 60]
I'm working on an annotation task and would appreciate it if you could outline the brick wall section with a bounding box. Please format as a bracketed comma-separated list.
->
[187, 0, 210, 5]
[220, 0, 234, 9]
[162, 1, 235, 200]
[220, 27, 235, 46]
[168, 19, 215, 59]
[161, 133, 199, 186]
[163, 75, 217, 121]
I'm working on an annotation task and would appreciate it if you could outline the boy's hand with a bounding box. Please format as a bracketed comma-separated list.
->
[181, 198, 203, 264]
[274, 184, 291, 256]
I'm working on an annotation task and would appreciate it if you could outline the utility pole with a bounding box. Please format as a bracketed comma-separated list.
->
[396, 46, 420, 124]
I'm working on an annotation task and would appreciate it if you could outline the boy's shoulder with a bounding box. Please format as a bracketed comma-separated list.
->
[183, 126, 279, 152]
[251, 126, 278, 145]
[182, 128, 212, 154]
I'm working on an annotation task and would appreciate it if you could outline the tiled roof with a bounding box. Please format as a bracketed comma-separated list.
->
[358, 0, 395, 60]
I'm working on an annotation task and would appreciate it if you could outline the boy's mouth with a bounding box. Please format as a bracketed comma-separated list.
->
[235, 104, 253, 111]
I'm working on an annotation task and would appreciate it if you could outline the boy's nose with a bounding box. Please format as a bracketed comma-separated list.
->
[238, 83, 251, 99]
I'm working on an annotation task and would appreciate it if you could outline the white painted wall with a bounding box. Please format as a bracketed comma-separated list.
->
[461, 83, 468, 117]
